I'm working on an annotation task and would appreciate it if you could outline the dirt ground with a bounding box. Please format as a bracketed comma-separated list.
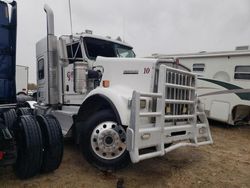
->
[1, 121, 250, 188]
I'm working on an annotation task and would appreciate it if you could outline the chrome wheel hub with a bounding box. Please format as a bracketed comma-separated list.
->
[91, 121, 126, 160]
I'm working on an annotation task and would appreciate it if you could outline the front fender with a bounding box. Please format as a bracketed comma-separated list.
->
[83, 85, 134, 126]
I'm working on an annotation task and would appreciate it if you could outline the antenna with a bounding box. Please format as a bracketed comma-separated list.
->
[122, 17, 125, 42]
[68, 0, 73, 35]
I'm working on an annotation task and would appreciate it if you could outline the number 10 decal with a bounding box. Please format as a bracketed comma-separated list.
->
[144, 67, 150, 74]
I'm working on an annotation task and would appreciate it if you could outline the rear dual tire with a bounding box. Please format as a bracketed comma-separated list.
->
[2, 109, 17, 129]
[2, 107, 33, 130]
[16, 107, 33, 117]
[13, 114, 63, 179]
[36, 115, 63, 173]
[14, 115, 43, 179]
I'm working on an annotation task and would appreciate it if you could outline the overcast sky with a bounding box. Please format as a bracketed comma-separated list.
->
[15, 0, 250, 83]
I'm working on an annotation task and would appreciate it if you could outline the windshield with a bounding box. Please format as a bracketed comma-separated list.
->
[83, 37, 135, 60]
[115, 44, 135, 58]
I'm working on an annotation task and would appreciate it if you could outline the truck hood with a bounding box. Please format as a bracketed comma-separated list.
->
[94, 57, 158, 93]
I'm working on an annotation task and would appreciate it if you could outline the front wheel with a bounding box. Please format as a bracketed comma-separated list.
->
[80, 110, 130, 171]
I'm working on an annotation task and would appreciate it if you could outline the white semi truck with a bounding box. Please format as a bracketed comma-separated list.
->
[33, 5, 213, 171]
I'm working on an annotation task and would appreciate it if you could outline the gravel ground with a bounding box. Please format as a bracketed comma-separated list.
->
[1, 121, 250, 188]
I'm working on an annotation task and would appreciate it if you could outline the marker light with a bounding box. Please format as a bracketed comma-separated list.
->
[0, 151, 5, 160]
[103, 80, 110, 88]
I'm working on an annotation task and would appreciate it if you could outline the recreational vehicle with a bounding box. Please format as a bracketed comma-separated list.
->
[153, 48, 250, 125]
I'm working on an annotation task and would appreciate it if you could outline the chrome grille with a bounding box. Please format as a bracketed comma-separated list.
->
[163, 68, 196, 123]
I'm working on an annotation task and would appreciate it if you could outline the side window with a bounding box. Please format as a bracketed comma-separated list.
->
[234, 66, 250, 80]
[38, 59, 44, 80]
[193, 63, 205, 72]
[66, 42, 83, 64]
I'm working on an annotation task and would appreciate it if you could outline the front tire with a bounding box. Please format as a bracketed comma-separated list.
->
[80, 110, 130, 171]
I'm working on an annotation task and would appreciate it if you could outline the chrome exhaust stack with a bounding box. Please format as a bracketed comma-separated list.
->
[44, 4, 54, 36]
[35, 4, 59, 105]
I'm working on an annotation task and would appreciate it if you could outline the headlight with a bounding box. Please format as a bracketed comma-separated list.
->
[199, 127, 207, 134]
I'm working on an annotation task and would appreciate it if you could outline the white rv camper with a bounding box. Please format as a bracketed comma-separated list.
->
[153, 47, 250, 125]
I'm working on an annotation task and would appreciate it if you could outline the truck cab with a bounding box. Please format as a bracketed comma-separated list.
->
[36, 32, 136, 104]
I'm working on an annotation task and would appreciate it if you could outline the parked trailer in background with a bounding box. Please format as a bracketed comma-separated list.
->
[16, 65, 28, 95]
[153, 48, 250, 125]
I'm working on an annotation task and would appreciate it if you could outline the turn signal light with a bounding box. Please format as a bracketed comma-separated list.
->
[103, 80, 110, 88]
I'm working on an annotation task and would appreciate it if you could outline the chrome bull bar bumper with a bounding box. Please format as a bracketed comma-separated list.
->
[126, 65, 213, 163]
